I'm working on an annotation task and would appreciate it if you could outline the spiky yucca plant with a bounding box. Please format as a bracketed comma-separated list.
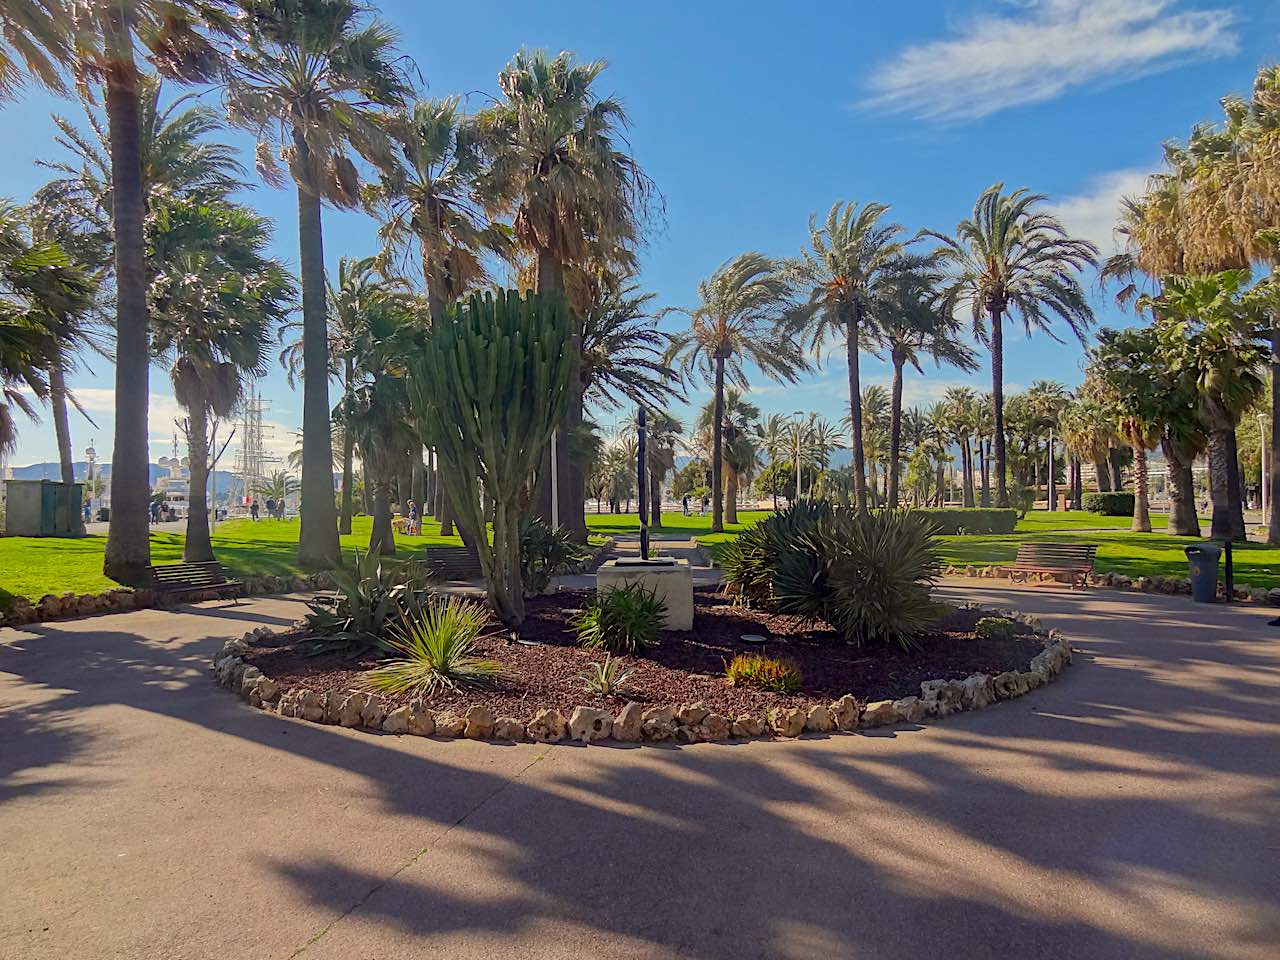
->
[364, 598, 502, 697]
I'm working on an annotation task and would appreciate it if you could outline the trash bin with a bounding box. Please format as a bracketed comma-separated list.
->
[1185, 543, 1222, 602]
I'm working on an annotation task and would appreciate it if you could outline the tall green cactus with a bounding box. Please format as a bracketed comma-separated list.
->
[406, 288, 575, 625]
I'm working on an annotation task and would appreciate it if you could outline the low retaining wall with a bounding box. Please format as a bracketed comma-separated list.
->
[944, 564, 1280, 605]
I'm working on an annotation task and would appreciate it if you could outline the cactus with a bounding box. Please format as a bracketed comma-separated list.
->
[406, 289, 575, 625]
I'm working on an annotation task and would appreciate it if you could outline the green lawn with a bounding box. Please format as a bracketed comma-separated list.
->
[1014, 510, 1170, 532]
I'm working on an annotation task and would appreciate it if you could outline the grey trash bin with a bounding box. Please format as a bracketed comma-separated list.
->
[1185, 544, 1221, 602]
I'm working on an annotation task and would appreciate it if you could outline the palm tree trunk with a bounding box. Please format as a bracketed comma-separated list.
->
[1162, 434, 1200, 537]
[368, 474, 395, 556]
[101, 16, 151, 586]
[293, 135, 339, 568]
[711, 354, 726, 533]
[650, 469, 662, 527]
[183, 399, 215, 562]
[887, 354, 905, 508]
[338, 358, 354, 535]
[962, 437, 975, 507]
[48, 359, 75, 485]
[1208, 429, 1245, 541]
[978, 440, 990, 506]
[846, 303, 867, 510]
[1109, 449, 1125, 491]
[1094, 457, 1113, 492]
[1130, 430, 1152, 533]
[1226, 428, 1246, 541]
[989, 307, 1008, 508]
[1268, 318, 1280, 544]
[725, 462, 739, 524]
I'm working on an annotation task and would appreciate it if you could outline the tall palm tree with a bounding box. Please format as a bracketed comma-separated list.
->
[695, 389, 759, 524]
[0, 1, 71, 102]
[942, 386, 978, 507]
[372, 96, 510, 317]
[580, 280, 680, 411]
[663, 252, 806, 532]
[872, 258, 978, 506]
[754, 413, 790, 510]
[226, 0, 412, 568]
[150, 196, 294, 560]
[927, 184, 1097, 508]
[789, 201, 907, 509]
[477, 49, 657, 541]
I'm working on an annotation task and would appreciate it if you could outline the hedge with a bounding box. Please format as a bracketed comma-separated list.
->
[913, 508, 1018, 535]
[1082, 492, 1135, 516]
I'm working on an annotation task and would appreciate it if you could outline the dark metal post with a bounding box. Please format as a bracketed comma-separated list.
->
[637, 406, 649, 561]
[1222, 537, 1234, 602]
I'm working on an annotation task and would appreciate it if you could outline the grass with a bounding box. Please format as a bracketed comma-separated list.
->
[1014, 511, 1169, 532]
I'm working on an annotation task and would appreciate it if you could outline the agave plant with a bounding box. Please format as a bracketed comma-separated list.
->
[520, 517, 590, 595]
[304, 550, 431, 653]
[579, 654, 636, 696]
[572, 581, 667, 653]
[364, 598, 503, 697]
[719, 500, 834, 606]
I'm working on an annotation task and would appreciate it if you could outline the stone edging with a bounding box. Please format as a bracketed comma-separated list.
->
[944, 564, 1280, 605]
[211, 605, 1073, 745]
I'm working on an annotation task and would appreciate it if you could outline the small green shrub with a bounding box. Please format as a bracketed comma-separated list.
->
[974, 616, 1017, 642]
[304, 550, 432, 653]
[724, 653, 802, 693]
[1082, 491, 1135, 516]
[572, 581, 667, 653]
[913, 508, 1018, 535]
[364, 598, 503, 697]
[1011, 485, 1037, 519]
[579, 654, 635, 696]
[520, 518, 589, 595]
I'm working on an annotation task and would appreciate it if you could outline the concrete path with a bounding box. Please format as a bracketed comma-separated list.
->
[2, 583, 1278, 959]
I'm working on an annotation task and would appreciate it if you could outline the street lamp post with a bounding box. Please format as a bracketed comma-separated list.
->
[1258, 413, 1267, 526]
[791, 411, 805, 503]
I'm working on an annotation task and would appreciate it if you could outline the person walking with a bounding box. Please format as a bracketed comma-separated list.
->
[682, 494, 690, 516]
[250, 499, 260, 521]
[265, 497, 276, 520]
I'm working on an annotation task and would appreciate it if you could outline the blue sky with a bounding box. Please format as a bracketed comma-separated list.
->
[5, 0, 1280, 468]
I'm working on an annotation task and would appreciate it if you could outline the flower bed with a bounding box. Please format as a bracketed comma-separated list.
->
[212, 589, 1075, 744]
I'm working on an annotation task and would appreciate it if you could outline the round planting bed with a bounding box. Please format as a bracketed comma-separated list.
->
[211, 588, 1074, 744]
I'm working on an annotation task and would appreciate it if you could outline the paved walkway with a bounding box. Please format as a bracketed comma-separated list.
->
[2, 583, 1278, 959]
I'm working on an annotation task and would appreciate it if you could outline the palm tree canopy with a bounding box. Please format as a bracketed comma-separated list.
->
[580, 281, 678, 410]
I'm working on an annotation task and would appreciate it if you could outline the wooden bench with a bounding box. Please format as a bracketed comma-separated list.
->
[423, 546, 483, 581]
[1009, 543, 1097, 588]
[148, 561, 244, 602]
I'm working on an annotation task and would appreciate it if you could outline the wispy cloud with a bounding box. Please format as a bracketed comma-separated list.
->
[864, 0, 1238, 122]
[1047, 168, 1151, 255]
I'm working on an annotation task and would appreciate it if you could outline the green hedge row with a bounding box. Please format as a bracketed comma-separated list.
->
[913, 508, 1019, 535]
[1082, 492, 1135, 516]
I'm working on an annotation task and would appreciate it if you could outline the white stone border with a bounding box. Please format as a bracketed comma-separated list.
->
[211, 606, 1073, 744]
[944, 564, 1280, 604]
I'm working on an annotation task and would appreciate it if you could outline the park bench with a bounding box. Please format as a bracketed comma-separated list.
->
[423, 546, 483, 581]
[1009, 543, 1097, 589]
[148, 561, 243, 603]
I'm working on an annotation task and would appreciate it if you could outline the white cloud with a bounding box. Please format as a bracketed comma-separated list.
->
[1047, 168, 1151, 255]
[864, 0, 1238, 121]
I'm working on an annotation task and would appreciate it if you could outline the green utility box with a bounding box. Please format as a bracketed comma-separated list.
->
[2, 479, 86, 536]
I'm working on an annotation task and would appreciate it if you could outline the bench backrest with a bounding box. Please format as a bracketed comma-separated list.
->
[1013, 543, 1097, 567]
[423, 546, 483, 579]
[150, 561, 230, 586]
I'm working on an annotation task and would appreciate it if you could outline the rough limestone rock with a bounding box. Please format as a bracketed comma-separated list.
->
[894, 696, 929, 723]
[252, 676, 280, 707]
[768, 706, 807, 738]
[731, 715, 766, 738]
[993, 671, 1027, 699]
[860, 700, 900, 727]
[407, 708, 436, 736]
[361, 695, 387, 729]
[434, 712, 466, 737]
[675, 724, 704, 743]
[239, 666, 263, 696]
[805, 704, 836, 733]
[527, 708, 567, 742]
[920, 679, 965, 717]
[382, 706, 411, 734]
[642, 717, 677, 741]
[569, 706, 613, 742]
[961, 674, 996, 710]
[676, 703, 709, 727]
[1268, 587, 1280, 606]
[642, 705, 676, 724]
[464, 705, 496, 739]
[338, 693, 368, 728]
[276, 690, 297, 718]
[223, 637, 250, 657]
[324, 689, 347, 724]
[493, 717, 527, 741]
[700, 713, 731, 740]
[830, 694, 860, 731]
[299, 690, 326, 723]
[1020, 671, 1042, 691]
[612, 702, 644, 742]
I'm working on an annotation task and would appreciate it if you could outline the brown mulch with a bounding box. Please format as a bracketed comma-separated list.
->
[243, 587, 1046, 719]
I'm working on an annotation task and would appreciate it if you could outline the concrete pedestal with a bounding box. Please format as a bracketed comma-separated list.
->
[596, 558, 694, 631]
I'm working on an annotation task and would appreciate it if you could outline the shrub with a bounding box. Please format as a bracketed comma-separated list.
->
[520, 518, 589, 595]
[579, 654, 635, 696]
[974, 616, 1017, 642]
[572, 581, 667, 653]
[1082, 491, 1135, 516]
[364, 598, 502, 697]
[304, 550, 432, 652]
[724, 653, 802, 693]
[913, 508, 1018, 535]
[1011, 485, 1037, 519]
[720, 500, 834, 606]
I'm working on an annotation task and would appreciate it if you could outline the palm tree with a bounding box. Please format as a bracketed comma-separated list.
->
[856, 387, 889, 505]
[927, 184, 1097, 508]
[149, 196, 294, 561]
[1025, 379, 1070, 508]
[373, 96, 510, 317]
[226, 0, 412, 568]
[254, 469, 296, 505]
[942, 386, 978, 507]
[695, 389, 760, 524]
[664, 252, 806, 532]
[580, 281, 680, 411]
[789, 201, 907, 509]
[754, 413, 790, 511]
[477, 49, 657, 541]
[872, 258, 978, 506]
[0, 2, 71, 102]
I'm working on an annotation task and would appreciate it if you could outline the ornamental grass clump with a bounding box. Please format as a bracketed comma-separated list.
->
[572, 581, 667, 653]
[364, 598, 503, 698]
[303, 550, 432, 653]
[579, 654, 636, 696]
[724, 653, 802, 693]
